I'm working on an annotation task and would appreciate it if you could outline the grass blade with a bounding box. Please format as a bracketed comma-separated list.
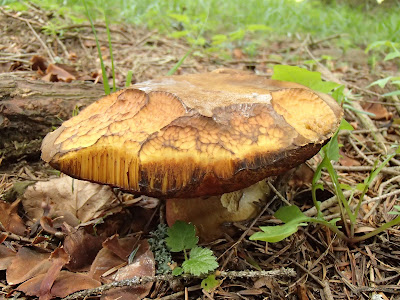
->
[167, 50, 191, 76]
[83, 0, 110, 95]
[104, 5, 116, 92]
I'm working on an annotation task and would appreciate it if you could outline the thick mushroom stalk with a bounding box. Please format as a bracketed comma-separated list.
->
[41, 69, 343, 240]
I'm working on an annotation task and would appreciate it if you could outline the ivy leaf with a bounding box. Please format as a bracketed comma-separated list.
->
[201, 274, 220, 292]
[182, 246, 218, 276]
[166, 221, 199, 252]
[272, 65, 340, 93]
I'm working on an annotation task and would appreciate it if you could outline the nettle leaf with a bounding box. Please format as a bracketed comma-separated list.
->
[274, 205, 309, 224]
[272, 65, 340, 93]
[166, 221, 199, 252]
[182, 246, 218, 276]
[249, 220, 308, 243]
[201, 274, 220, 292]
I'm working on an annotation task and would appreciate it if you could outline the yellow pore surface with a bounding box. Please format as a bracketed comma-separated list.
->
[42, 71, 341, 196]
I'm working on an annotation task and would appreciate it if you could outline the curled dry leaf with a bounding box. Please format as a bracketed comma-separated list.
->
[362, 102, 392, 120]
[30, 55, 48, 72]
[89, 237, 155, 300]
[0, 199, 27, 236]
[21, 176, 120, 227]
[42, 64, 76, 82]
[6, 247, 52, 285]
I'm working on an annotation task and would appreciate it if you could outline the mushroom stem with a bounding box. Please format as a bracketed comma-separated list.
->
[165, 180, 270, 242]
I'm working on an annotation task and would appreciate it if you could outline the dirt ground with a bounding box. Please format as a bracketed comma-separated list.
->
[1, 5, 400, 300]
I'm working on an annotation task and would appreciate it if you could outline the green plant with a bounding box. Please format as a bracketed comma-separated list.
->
[166, 221, 220, 291]
[250, 65, 400, 244]
[83, 0, 115, 94]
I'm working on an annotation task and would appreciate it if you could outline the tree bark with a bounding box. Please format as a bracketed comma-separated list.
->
[0, 74, 105, 165]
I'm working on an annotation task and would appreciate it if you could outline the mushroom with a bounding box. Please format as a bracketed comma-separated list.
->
[41, 69, 342, 240]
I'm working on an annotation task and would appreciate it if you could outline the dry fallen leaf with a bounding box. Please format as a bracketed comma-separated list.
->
[362, 102, 392, 120]
[339, 150, 361, 167]
[89, 237, 155, 300]
[0, 244, 16, 270]
[30, 55, 48, 72]
[7, 247, 52, 285]
[42, 64, 76, 82]
[63, 224, 104, 272]
[21, 176, 120, 227]
[0, 199, 27, 236]
[18, 271, 101, 299]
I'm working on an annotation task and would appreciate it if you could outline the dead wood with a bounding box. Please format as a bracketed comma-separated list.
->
[0, 73, 105, 165]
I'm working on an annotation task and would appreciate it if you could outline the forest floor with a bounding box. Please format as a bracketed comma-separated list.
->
[1, 6, 400, 300]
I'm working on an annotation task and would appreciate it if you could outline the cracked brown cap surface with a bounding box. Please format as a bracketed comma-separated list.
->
[41, 69, 343, 198]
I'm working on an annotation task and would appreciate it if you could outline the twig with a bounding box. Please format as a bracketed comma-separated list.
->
[389, 94, 400, 116]
[322, 281, 335, 300]
[333, 165, 400, 176]
[363, 189, 400, 205]
[25, 20, 55, 63]
[62, 268, 296, 300]
[304, 190, 354, 217]
[267, 180, 291, 206]
[220, 196, 274, 270]
[348, 136, 375, 166]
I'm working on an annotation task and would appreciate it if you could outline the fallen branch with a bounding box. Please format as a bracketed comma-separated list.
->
[62, 268, 296, 300]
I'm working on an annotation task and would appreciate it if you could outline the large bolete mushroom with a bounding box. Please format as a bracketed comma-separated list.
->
[41, 69, 342, 240]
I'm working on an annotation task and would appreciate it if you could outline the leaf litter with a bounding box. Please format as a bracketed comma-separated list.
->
[0, 5, 400, 300]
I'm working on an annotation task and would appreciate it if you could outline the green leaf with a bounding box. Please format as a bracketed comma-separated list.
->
[384, 51, 400, 61]
[182, 246, 219, 276]
[246, 24, 271, 32]
[201, 274, 220, 292]
[172, 267, 183, 276]
[331, 85, 345, 104]
[272, 65, 340, 93]
[383, 90, 400, 97]
[166, 221, 199, 252]
[249, 220, 308, 243]
[274, 205, 309, 224]
[367, 76, 393, 89]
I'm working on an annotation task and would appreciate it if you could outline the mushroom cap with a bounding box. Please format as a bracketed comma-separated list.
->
[41, 69, 342, 198]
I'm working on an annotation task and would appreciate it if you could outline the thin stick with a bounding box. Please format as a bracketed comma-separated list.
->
[62, 268, 296, 300]
[333, 165, 400, 176]
[267, 181, 291, 206]
[25, 21, 56, 63]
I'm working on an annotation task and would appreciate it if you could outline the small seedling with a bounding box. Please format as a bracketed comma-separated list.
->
[166, 221, 219, 290]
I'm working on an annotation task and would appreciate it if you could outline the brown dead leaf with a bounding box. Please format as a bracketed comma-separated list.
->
[63, 224, 104, 272]
[6, 247, 52, 285]
[0, 199, 26, 236]
[103, 234, 132, 260]
[289, 163, 314, 188]
[18, 271, 101, 299]
[30, 55, 48, 72]
[21, 176, 120, 227]
[36, 247, 70, 300]
[362, 102, 392, 120]
[339, 150, 361, 167]
[0, 244, 16, 270]
[89, 237, 155, 300]
[42, 64, 76, 82]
